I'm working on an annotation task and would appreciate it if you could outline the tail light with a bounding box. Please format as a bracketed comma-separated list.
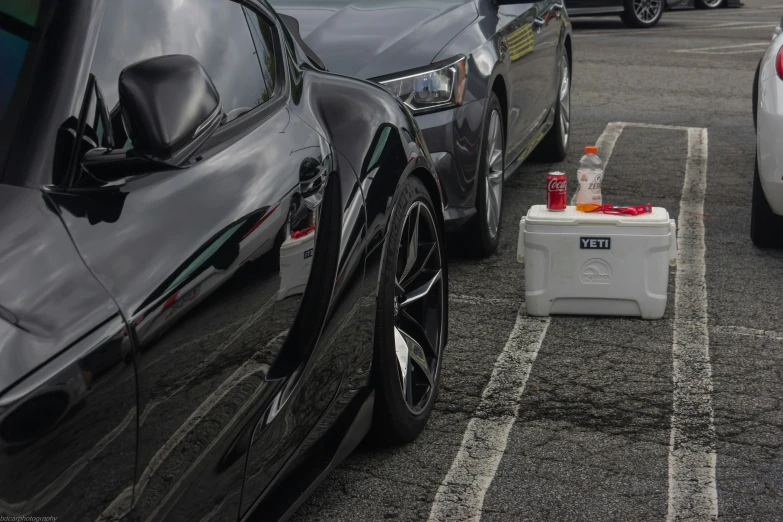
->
[777, 47, 783, 80]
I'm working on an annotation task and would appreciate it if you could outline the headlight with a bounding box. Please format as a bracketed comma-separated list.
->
[378, 57, 468, 113]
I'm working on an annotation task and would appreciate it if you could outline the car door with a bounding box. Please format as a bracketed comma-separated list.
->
[494, 0, 559, 163]
[46, 1, 353, 520]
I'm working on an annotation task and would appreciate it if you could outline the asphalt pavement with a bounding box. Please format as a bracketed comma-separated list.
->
[291, 1, 783, 520]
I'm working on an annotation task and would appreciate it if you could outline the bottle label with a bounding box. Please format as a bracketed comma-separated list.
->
[576, 169, 602, 205]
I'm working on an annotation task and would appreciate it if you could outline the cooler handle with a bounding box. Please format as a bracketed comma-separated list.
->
[517, 217, 526, 263]
[669, 219, 677, 266]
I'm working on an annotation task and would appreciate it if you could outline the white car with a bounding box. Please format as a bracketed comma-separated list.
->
[753, 19, 783, 248]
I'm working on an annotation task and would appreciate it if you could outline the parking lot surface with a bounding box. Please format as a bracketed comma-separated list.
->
[291, 2, 783, 520]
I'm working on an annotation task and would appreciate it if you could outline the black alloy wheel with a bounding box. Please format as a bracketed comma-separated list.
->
[372, 176, 447, 443]
[621, 0, 663, 28]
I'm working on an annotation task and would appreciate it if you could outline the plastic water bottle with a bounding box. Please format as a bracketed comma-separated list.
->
[576, 146, 603, 212]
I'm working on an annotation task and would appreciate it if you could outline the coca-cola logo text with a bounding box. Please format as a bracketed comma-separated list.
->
[547, 179, 567, 192]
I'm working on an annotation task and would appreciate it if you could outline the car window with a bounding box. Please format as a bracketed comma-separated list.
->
[0, 1, 42, 153]
[90, 0, 271, 149]
[243, 7, 278, 103]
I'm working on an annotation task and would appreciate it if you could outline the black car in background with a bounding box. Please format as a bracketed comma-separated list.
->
[273, 0, 573, 256]
[567, 0, 740, 29]
[0, 1, 448, 520]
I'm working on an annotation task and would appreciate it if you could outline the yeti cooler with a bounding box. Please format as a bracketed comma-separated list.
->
[517, 205, 677, 319]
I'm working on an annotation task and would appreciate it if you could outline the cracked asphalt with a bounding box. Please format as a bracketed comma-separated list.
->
[291, 1, 783, 520]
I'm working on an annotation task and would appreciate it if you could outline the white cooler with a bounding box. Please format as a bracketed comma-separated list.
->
[517, 205, 677, 320]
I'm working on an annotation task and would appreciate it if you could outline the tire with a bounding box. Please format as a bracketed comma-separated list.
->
[621, 0, 663, 28]
[537, 50, 571, 162]
[753, 58, 760, 131]
[695, 0, 724, 8]
[458, 93, 505, 257]
[751, 158, 783, 248]
[372, 176, 448, 443]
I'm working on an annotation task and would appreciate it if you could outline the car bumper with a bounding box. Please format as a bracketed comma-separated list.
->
[757, 73, 783, 216]
[414, 98, 486, 229]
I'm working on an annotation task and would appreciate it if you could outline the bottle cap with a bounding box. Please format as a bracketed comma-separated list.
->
[584, 146, 598, 154]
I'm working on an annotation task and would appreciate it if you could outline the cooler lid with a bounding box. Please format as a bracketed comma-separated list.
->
[525, 205, 670, 227]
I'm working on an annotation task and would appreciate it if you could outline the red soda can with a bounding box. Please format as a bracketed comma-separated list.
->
[546, 172, 567, 211]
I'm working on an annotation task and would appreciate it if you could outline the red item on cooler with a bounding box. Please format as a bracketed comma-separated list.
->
[546, 173, 567, 211]
[291, 223, 315, 239]
[585, 204, 653, 216]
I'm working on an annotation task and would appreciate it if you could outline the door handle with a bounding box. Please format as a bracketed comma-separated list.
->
[552, 2, 564, 11]
[533, 16, 546, 29]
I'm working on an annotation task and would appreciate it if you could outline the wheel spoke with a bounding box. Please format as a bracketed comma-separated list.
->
[393, 326, 410, 397]
[487, 114, 498, 164]
[400, 309, 439, 360]
[485, 177, 492, 214]
[408, 337, 434, 388]
[400, 241, 436, 289]
[488, 149, 503, 175]
[400, 269, 442, 308]
[397, 323, 435, 391]
[488, 189, 499, 230]
[399, 204, 420, 282]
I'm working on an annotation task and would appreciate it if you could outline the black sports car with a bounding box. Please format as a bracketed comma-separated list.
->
[272, 0, 573, 257]
[0, 1, 447, 521]
[567, 0, 741, 28]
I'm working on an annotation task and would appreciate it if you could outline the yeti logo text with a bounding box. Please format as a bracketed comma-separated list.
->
[580, 237, 611, 249]
[581, 259, 611, 284]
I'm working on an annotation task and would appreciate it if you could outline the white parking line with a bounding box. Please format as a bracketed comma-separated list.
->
[577, 23, 776, 38]
[712, 325, 783, 342]
[450, 295, 519, 307]
[570, 121, 625, 205]
[696, 49, 772, 55]
[427, 307, 549, 522]
[667, 127, 718, 522]
[673, 42, 769, 54]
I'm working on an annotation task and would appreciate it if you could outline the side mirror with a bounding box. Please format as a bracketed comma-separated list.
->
[118, 55, 222, 165]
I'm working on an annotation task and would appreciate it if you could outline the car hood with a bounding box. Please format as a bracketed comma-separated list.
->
[272, 0, 478, 79]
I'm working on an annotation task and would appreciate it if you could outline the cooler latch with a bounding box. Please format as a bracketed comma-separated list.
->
[517, 217, 526, 263]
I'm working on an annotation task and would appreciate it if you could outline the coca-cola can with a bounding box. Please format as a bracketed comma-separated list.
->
[546, 172, 567, 211]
